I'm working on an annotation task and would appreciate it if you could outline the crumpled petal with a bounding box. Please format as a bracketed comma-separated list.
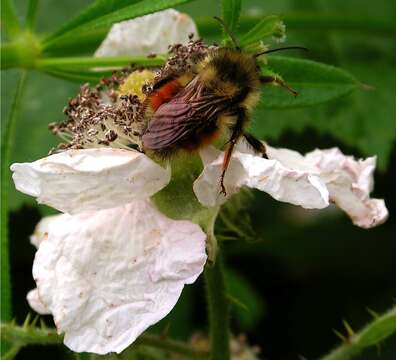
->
[305, 148, 388, 228]
[11, 148, 170, 214]
[95, 9, 198, 57]
[194, 145, 329, 209]
[27, 288, 50, 315]
[30, 214, 64, 248]
[32, 200, 207, 354]
[196, 141, 387, 228]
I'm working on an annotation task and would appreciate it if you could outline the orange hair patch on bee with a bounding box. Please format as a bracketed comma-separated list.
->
[150, 80, 183, 111]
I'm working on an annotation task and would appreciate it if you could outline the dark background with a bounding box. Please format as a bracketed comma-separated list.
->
[3, 0, 396, 359]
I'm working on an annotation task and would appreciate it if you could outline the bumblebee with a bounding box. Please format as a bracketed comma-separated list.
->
[142, 21, 303, 195]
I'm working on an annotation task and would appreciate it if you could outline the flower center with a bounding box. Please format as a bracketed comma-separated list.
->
[49, 70, 157, 153]
[48, 39, 211, 154]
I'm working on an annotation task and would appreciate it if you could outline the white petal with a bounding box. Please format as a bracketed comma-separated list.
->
[305, 148, 388, 228]
[27, 289, 50, 315]
[95, 9, 198, 57]
[30, 214, 64, 248]
[194, 146, 329, 209]
[32, 201, 207, 354]
[11, 148, 170, 214]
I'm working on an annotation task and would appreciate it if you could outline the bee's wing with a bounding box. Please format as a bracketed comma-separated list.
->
[142, 85, 227, 150]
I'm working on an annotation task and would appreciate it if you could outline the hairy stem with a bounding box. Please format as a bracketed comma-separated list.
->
[204, 252, 230, 360]
[319, 305, 396, 360]
[0, 322, 209, 358]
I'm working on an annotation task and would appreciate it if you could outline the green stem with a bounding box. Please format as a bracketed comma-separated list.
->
[2, 344, 22, 360]
[319, 305, 396, 360]
[36, 55, 166, 70]
[135, 334, 209, 358]
[1, 71, 27, 356]
[1, 71, 27, 322]
[0, 322, 209, 358]
[204, 252, 230, 360]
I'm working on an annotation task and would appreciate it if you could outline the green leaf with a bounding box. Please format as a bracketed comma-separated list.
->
[1, 71, 27, 356]
[259, 55, 359, 109]
[1, 0, 22, 39]
[225, 269, 265, 330]
[25, 0, 40, 30]
[42, 0, 195, 52]
[319, 305, 396, 360]
[194, 13, 396, 42]
[45, 0, 141, 42]
[221, 0, 241, 33]
[239, 15, 284, 47]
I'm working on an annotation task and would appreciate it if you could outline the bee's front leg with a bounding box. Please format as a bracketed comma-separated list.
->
[260, 75, 298, 97]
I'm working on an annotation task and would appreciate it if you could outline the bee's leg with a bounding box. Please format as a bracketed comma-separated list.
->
[260, 75, 298, 97]
[243, 132, 268, 159]
[220, 107, 247, 196]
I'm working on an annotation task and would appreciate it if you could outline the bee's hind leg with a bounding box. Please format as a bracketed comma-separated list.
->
[243, 132, 268, 159]
[219, 107, 247, 196]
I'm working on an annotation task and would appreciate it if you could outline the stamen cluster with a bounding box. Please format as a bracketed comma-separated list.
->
[48, 38, 212, 154]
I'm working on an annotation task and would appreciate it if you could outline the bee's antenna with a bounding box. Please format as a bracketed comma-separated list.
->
[213, 16, 240, 50]
[255, 46, 308, 57]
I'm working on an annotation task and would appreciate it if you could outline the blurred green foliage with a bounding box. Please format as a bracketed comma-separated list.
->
[2, 0, 396, 359]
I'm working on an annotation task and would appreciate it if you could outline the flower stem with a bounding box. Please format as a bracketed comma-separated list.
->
[204, 252, 230, 360]
[136, 334, 209, 358]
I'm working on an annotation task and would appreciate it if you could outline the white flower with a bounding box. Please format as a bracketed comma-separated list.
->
[11, 148, 170, 214]
[14, 10, 207, 355]
[194, 144, 329, 209]
[10, 7, 388, 356]
[27, 201, 206, 354]
[194, 143, 388, 228]
[95, 9, 198, 57]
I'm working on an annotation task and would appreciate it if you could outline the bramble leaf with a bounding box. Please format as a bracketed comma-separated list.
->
[239, 15, 285, 47]
[259, 55, 359, 109]
[43, 0, 195, 52]
[221, 0, 242, 33]
[45, 0, 141, 42]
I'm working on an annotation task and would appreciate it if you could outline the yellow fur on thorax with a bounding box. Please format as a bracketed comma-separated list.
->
[242, 90, 261, 111]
